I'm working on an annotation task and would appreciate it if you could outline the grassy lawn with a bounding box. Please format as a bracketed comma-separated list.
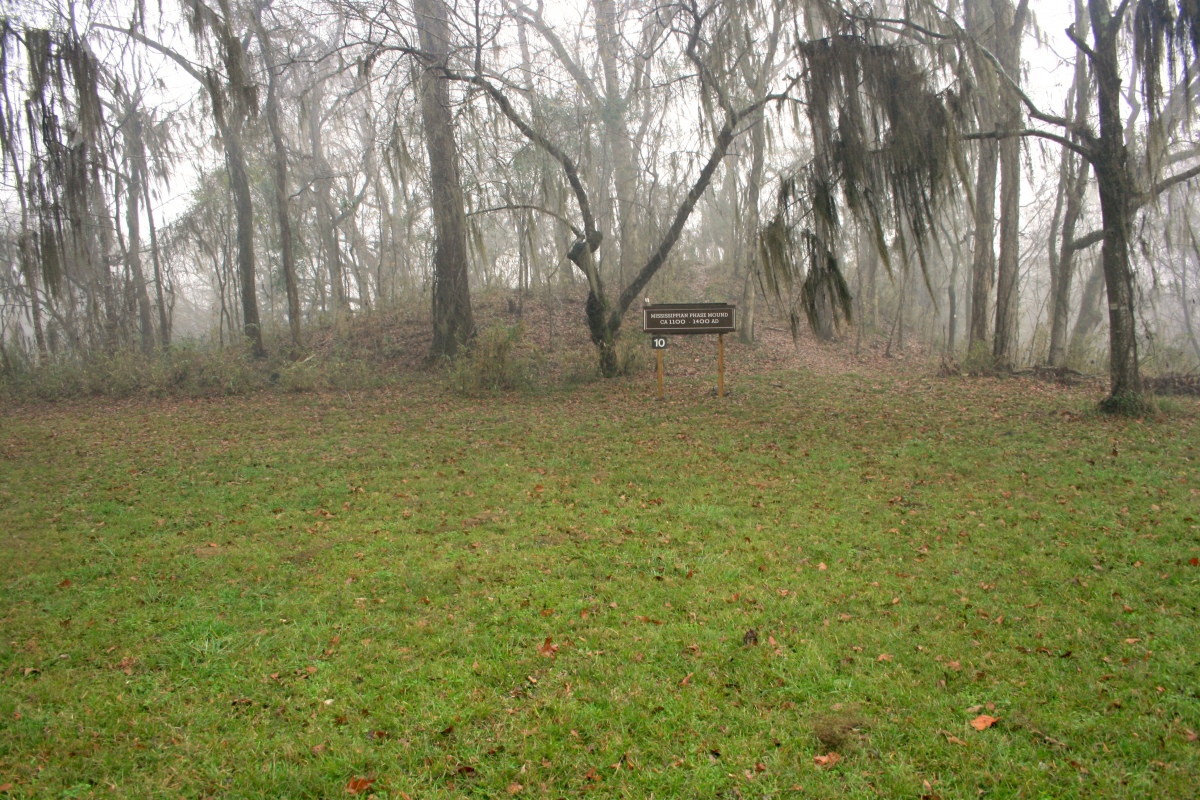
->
[1, 370, 1198, 798]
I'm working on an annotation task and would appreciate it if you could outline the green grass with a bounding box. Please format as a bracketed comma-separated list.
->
[1, 371, 1198, 798]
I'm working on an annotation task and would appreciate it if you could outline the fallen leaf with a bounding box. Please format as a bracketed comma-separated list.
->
[891, 597, 901, 605]
[817, 562, 828, 571]
[813, 752, 841, 767]
[0, 784, 11, 793]
[680, 672, 693, 686]
[942, 732, 968, 746]
[507, 781, 523, 794]
[311, 744, 327, 754]
[1184, 729, 1197, 742]
[345, 776, 375, 794]
[537, 637, 559, 658]
[877, 653, 893, 662]
[1189, 557, 1199, 567]
[969, 714, 1000, 731]
[58, 579, 71, 588]
[1124, 638, 1141, 644]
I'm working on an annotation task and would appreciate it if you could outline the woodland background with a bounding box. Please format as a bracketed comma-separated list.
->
[2, 0, 1200, 409]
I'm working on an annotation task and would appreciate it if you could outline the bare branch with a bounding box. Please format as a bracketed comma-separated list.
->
[466, 203, 583, 238]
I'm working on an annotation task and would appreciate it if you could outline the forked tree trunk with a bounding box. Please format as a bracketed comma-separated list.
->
[415, 0, 475, 359]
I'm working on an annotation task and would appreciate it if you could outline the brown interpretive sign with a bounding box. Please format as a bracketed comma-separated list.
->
[642, 303, 735, 335]
[642, 303, 735, 399]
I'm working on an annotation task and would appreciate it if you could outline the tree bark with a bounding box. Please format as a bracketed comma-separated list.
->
[737, 7, 781, 345]
[966, 0, 998, 356]
[1047, 0, 1091, 367]
[1088, 0, 1144, 408]
[1069, 259, 1106, 362]
[144, 178, 170, 348]
[992, 0, 1027, 367]
[738, 111, 767, 344]
[593, 0, 641, 290]
[213, 95, 266, 358]
[310, 80, 349, 315]
[415, 0, 475, 359]
[253, 5, 303, 350]
[123, 111, 155, 355]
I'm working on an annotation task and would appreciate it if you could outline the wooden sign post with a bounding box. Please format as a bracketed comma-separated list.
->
[643, 303, 735, 399]
[650, 335, 667, 399]
[718, 333, 725, 398]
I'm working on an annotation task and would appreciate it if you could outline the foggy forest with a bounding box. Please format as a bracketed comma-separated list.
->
[1, 0, 1199, 409]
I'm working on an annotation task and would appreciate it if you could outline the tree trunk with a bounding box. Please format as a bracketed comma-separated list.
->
[144, 180, 170, 348]
[415, 0, 475, 359]
[124, 113, 155, 355]
[18, 233, 49, 362]
[223, 119, 266, 357]
[991, 0, 1027, 368]
[739, 112, 769, 345]
[1068, 260, 1106, 361]
[310, 82, 349, 316]
[1047, 0, 1091, 367]
[253, 8, 303, 351]
[966, 0, 998, 357]
[737, 9, 781, 345]
[947, 227, 960, 354]
[1088, 0, 1144, 410]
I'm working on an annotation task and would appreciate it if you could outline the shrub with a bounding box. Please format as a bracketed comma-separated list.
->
[615, 336, 645, 377]
[961, 340, 995, 375]
[448, 324, 537, 395]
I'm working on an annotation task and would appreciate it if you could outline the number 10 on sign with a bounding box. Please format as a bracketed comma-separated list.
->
[651, 337, 667, 398]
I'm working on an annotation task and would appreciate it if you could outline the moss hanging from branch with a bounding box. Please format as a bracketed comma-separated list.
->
[762, 23, 967, 340]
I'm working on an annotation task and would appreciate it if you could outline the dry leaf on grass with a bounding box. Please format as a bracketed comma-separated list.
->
[813, 752, 841, 767]
[345, 776, 375, 794]
[969, 714, 1000, 731]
